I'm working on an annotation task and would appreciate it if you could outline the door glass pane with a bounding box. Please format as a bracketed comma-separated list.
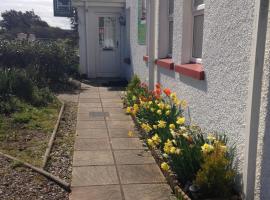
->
[192, 14, 204, 58]
[99, 17, 116, 49]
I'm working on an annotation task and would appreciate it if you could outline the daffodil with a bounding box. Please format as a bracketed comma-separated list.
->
[128, 131, 134, 137]
[158, 120, 166, 128]
[207, 134, 216, 142]
[158, 102, 165, 110]
[157, 109, 162, 115]
[147, 139, 155, 148]
[170, 92, 177, 99]
[175, 148, 182, 155]
[201, 143, 214, 154]
[141, 123, 152, 133]
[169, 124, 175, 130]
[165, 110, 171, 116]
[150, 108, 155, 112]
[152, 134, 161, 145]
[153, 125, 158, 129]
[170, 146, 176, 154]
[181, 100, 188, 108]
[126, 107, 132, 114]
[176, 117, 185, 125]
[165, 104, 171, 110]
[161, 162, 170, 171]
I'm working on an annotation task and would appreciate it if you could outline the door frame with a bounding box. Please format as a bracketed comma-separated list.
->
[95, 12, 122, 78]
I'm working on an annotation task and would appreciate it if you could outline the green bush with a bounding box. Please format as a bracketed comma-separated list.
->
[0, 39, 79, 86]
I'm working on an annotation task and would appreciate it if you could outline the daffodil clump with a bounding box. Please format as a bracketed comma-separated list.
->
[124, 76, 236, 198]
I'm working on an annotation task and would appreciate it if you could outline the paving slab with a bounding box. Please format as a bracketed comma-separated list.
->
[118, 164, 166, 184]
[111, 138, 146, 150]
[108, 129, 139, 138]
[77, 121, 106, 129]
[70, 185, 123, 200]
[73, 150, 114, 166]
[77, 113, 105, 121]
[114, 150, 155, 165]
[107, 121, 135, 129]
[123, 184, 176, 200]
[76, 129, 108, 139]
[74, 138, 110, 151]
[101, 98, 123, 103]
[71, 166, 119, 186]
[79, 98, 101, 103]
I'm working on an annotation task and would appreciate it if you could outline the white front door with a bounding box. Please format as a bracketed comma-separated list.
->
[96, 14, 121, 77]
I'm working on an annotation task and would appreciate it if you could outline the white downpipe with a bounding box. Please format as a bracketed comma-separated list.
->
[243, 0, 269, 199]
[147, 0, 159, 90]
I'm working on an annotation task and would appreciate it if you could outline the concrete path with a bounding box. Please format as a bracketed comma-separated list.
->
[70, 82, 176, 200]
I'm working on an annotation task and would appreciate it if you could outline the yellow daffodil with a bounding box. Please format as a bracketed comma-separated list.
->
[158, 120, 166, 128]
[158, 102, 165, 110]
[220, 145, 228, 152]
[150, 108, 155, 112]
[153, 125, 158, 129]
[148, 101, 153, 105]
[170, 146, 176, 154]
[126, 107, 132, 114]
[170, 92, 177, 99]
[181, 100, 188, 108]
[164, 139, 173, 154]
[161, 162, 170, 171]
[162, 153, 169, 158]
[147, 139, 155, 148]
[128, 131, 134, 137]
[207, 134, 216, 142]
[165, 110, 171, 116]
[157, 109, 162, 115]
[141, 123, 152, 133]
[152, 134, 161, 145]
[201, 143, 214, 154]
[165, 104, 171, 110]
[169, 124, 175, 130]
[176, 117, 185, 125]
[175, 148, 182, 155]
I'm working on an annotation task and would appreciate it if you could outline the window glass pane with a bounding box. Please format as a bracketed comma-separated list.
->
[168, 20, 173, 56]
[192, 14, 204, 58]
[99, 17, 116, 49]
[169, 0, 174, 15]
[194, 0, 204, 7]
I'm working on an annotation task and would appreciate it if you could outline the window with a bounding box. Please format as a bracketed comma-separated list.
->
[191, 0, 204, 63]
[168, 0, 174, 57]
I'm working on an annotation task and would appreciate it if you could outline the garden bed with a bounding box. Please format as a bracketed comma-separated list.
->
[124, 75, 240, 200]
[0, 100, 61, 167]
[0, 101, 77, 200]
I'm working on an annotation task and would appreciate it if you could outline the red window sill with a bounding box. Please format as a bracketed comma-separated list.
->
[143, 55, 149, 62]
[156, 58, 174, 70]
[175, 64, 205, 80]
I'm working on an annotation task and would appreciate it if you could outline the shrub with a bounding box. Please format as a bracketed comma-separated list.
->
[0, 39, 79, 86]
[13, 112, 32, 124]
[195, 140, 236, 198]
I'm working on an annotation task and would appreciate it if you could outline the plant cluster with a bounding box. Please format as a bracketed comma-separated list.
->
[0, 39, 79, 86]
[124, 76, 237, 199]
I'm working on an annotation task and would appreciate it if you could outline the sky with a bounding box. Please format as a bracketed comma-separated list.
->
[0, 0, 71, 29]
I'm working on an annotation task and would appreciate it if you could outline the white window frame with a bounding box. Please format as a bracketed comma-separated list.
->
[191, 0, 205, 64]
[168, 0, 174, 58]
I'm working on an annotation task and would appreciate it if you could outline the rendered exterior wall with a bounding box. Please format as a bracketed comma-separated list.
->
[125, 0, 148, 82]
[255, 4, 270, 199]
[126, 0, 255, 187]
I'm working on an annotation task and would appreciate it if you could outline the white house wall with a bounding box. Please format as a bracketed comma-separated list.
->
[125, 0, 256, 192]
[125, 0, 148, 82]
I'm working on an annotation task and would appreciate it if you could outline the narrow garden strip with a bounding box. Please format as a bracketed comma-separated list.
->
[124, 75, 239, 200]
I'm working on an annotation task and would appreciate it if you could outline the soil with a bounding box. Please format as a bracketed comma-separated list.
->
[0, 102, 77, 200]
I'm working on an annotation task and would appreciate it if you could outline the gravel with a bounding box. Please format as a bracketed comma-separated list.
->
[0, 102, 78, 200]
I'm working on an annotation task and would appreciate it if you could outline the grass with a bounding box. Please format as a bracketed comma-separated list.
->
[0, 99, 61, 167]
